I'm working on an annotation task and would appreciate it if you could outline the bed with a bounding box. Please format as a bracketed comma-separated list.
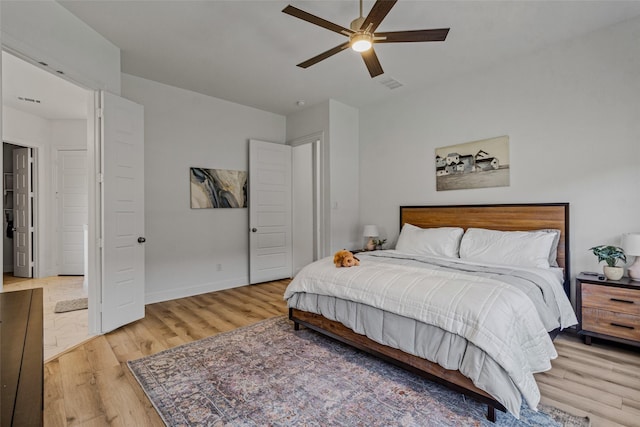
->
[284, 203, 577, 422]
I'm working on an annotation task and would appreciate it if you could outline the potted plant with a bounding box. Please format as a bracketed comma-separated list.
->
[590, 245, 627, 280]
[373, 238, 387, 250]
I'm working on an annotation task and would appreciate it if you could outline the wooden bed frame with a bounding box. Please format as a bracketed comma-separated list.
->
[289, 203, 570, 422]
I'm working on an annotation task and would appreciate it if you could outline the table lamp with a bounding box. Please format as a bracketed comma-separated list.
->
[363, 225, 379, 251]
[622, 232, 640, 280]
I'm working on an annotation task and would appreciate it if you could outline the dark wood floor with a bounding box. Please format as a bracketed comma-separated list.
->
[44, 279, 639, 426]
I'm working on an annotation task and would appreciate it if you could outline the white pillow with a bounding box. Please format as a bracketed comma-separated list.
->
[532, 229, 561, 267]
[395, 224, 464, 258]
[459, 228, 556, 269]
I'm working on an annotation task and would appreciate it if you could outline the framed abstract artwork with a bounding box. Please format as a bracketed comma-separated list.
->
[190, 167, 247, 208]
[435, 136, 510, 191]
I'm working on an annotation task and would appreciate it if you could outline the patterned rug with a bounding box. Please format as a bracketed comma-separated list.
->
[54, 297, 88, 313]
[128, 316, 590, 427]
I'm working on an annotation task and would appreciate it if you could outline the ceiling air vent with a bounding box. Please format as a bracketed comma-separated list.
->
[378, 76, 403, 90]
[18, 97, 41, 104]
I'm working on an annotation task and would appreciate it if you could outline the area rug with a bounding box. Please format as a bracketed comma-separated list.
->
[54, 297, 88, 313]
[127, 316, 590, 427]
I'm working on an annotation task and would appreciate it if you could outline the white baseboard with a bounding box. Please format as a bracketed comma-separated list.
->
[144, 276, 250, 305]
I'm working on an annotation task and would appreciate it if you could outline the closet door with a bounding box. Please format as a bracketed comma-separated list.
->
[58, 150, 88, 275]
[13, 147, 33, 278]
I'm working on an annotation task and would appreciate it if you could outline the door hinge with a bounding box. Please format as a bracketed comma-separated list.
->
[97, 108, 103, 119]
[97, 173, 104, 183]
[97, 238, 103, 248]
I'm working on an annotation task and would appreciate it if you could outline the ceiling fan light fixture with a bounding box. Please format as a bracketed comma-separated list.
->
[283, 0, 450, 78]
[350, 33, 373, 52]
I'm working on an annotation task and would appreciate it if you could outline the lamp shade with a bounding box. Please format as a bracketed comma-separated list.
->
[622, 233, 640, 256]
[362, 225, 379, 237]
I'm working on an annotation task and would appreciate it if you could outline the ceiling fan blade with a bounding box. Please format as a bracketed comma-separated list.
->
[361, 48, 384, 78]
[283, 5, 352, 36]
[362, 0, 397, 33]
[375, 28, 450, 43]
[297, 42, 351, 68]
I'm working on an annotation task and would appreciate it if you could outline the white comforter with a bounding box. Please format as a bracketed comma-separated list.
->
[284, 252, 576, 416]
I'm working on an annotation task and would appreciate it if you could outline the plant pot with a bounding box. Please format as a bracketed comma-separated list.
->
[366, 239, 376, 251]
[603, 266, 624, 281]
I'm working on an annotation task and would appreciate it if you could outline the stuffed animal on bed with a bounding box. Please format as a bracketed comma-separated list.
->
[333, 250, 360, 268]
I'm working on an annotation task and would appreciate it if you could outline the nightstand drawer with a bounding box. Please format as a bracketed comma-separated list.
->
[582, 307, 640, 341]
[581, 283, 640, 316]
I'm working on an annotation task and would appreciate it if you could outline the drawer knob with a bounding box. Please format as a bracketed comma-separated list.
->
[610, 322, 635, 330]
[610, 298, 634, 304]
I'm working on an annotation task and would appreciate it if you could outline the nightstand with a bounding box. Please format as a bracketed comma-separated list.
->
[576, 273, 640, 347]
[351, 249, 375, 254]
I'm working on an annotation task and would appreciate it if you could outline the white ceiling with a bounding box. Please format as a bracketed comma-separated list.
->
[7, 1, 640, 118]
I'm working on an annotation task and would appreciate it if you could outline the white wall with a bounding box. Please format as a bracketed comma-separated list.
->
[359, 17, 640, 293]
[2, 106, 50, 147]
[1, 0, 121, 94]
[51, 120, 87, 150]
[328, 100, 360, 252]
[121, 73, 286, 303]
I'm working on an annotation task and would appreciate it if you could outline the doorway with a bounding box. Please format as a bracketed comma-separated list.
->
[291, 132, 325, 276]
[2, 50, 90, 280]
[2, 44, 146, 337]
[2, 142, 36, 278]
[2, 50, 92, 357]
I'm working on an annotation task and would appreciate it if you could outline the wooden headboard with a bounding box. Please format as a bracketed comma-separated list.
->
[399, 203, 570, 294]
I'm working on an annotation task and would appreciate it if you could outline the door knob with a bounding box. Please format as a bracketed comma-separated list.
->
[138, 237, 146, 243]
[251, 228, 257, 232]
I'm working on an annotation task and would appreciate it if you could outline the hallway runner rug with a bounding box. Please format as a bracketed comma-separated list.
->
[54, 297, 88, 313]
[128, 316, 590, 426]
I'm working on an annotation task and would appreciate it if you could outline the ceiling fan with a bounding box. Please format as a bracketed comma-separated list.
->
[282, 0, 449, 78]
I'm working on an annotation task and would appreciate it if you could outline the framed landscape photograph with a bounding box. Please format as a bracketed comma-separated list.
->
[190, 167, 247, 208]
[435, 136, 510, 191]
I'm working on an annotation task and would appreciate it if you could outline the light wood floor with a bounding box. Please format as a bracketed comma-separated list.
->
[3, 274, 89, 360]
[44, 279, 640, 427]
[537, 334, 640, 426]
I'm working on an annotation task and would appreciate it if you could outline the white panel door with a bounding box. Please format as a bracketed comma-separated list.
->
[13, 147, 33, 278]
[249, 140, 292, 284]
[58, 150, 88, 275]
[101, 91, 145, 332]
